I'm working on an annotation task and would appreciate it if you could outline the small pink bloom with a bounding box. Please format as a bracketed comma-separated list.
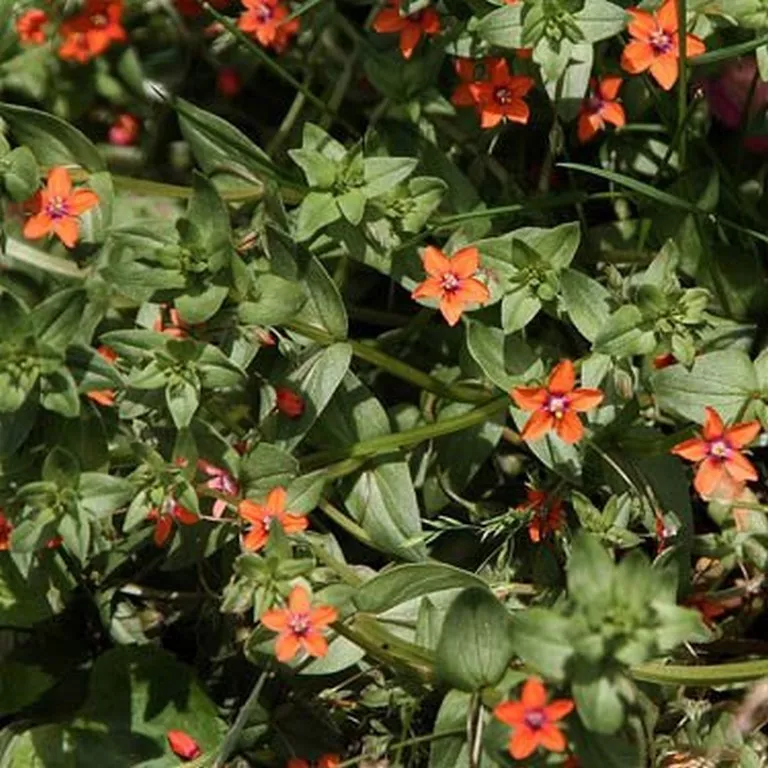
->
[197, 459, 239, 518]
[109, 113, 141, 146]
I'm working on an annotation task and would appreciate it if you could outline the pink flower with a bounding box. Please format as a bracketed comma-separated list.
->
[197, 459, 239, 518]
[109, 113, 141, 146]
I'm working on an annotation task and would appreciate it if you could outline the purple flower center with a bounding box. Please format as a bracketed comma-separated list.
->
[256, 3, 274, 21]
[650, 29, 673, 54]
[46, 196, 69, 220]
[440, 271, 461, 293]
[547, 395, 568, 418]
[494, 86, 513, 105]
[289, 613, 310, 635]
[524, 708, 547, 730]
[262, 514, 274, 530]
[709, 439, 731, 460]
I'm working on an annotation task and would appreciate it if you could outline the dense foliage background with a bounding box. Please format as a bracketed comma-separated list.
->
[0, 0, 768, 766]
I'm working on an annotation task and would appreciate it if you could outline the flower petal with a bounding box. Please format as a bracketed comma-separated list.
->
[265, 485, 287, 515]
[439, 292, 465, 326]
[521, 677, 548, 708]
[399, 23, 422, 59]
[670, 437, 708, 463]
[521, 410, 554, 442]
[500, 98, 530, 125]
[487, 57, 510, 84]
[68, 188, 99, 215]
[567, 388, 604, 412]
[693, 457, 726, 499]
[577, 112, 603, 143]
[288, 585, 311, 614]
[509, 726, 539, 760]
[544, 699, 575, 721]
[421, 245, 452, 278]
[309, 605, 338, 627]
[537, 723, 567, 752]
[725, 451, 758, 483]
[450, 247, 480, 279]
[702, 407, 725, 441]
[621, 40, 655, 74]
[649, 51, 679, 91]
[239, 500, 267, 524]
[412, 276, 443, 301]
[600, 100, 626, 128]
[47, 166, 72, 198]
[154, 515, 173, 547]
[52, 217, 79, 248]
[724, 420, 760, 449]
[598, 75, 623, 101]
[261, 608, 290, 631]
[275, 631, 302, 661]
[555, 411, 584, 444]
[547, 360, 575, 395]
[494, 701, 526, 726]
[280, 512, 309, 534]
[657, 0, 678, 33]
[627, 8, 657, 40]
[457, 277, 490, 305]
[23, 212, 53, 240]
[685, 33, 706, 58]
[372, 7, 405, 32]
[301, 629, 329, 658]
[243, 527, 268, 551]
[511, 387, 548, 411]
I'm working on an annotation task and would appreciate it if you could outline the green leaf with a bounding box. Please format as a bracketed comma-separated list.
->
[560, 268, 611, 343]
[294, 191, 341, 241]
[239, 273, 306, 326]
[574, 0, 627, 43]
[0, 102, 105, 171]
[0, 394, 37, 457]
[362, 156, 418, 198]
[175, 283, 228, 325]
[569, 717, 642, 768]
[653, 350, 758, 423]
[436, 588, 515, 692]
[571, 667, 626, 734]
[241, 443, 299, 496]
[501, 287, 541, 332]
[567, 532, 614, 608]
[594, 305, 656, 357]
[288, 147, 338, 188]
[509, 608, 574, 681]
[166, 378, 200, 429]
[477, 3, 524, 48]
[429, 691, 471, 768]
[336, 188, 367, 224]
[355, 563, 489, 613]
[42, 446, 80, 488]
[294, 255, 348, 338]
[2, 145, 39, 201]
[31, 288, 87, 349]
[514, 221, 581, 270]
[0, 556, 68, 628]
[78, 473, 133, 516]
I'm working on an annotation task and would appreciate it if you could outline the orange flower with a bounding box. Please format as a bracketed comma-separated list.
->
[260, 585, 338, 662]
[468, 59, 534, 129]
[167, 730, 202, 761]
[286, 755, 341, 768]
[85, 345, 118, 407]
[411, 246, 490, 326]
[519, 489, 564, 543]
[577, 76, 626, 143]
[372, 0, 440, 60]
[23, 167, 99, 248]
[238, 486, 308, 551]
[147, 499, 199, 547]
[0, 511, 12, 550]
[670, 407, 760, 501]
[494, 677, 574, 760]
[153, 306, 190, 338]
[16, 9, 48, 44]
[620, 0, 705, 91]
[511, 360, 604, 444]
[451, 57, 502, 110]
[237, 0, 300, 54]
[59, 0, 127, 64]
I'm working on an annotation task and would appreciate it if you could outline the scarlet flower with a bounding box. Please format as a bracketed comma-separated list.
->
[217, 67, 242, 97]
[238, 486, 308, 550]
[653, 352, 677, 370]
[59, 0, 127, 64]
[148, 499, 199, 547]
[109, 113, 141, 146]
[467, 59, 534, 129]
[197, 459, 239, 518]
[275, 386, 305, 419]
[411, 246, 490, 326]
[451, 57, 503, 111]
[153, 306, 190, 338]
[671, 407, 761, 501]
[372, 0, 440, 60]
[620, 0, 706, 91]
[683, 592, 740, 628]
[85, 345, 118, 407]
[237, 0, 300, 54]
[577, 76, 626, 143]
[167, 730, 202, 761]
[286, 755, 341, 768]
[16, 9, 48, 44]
[494, 677, 574, 760]
[0, 511, 12, 550]
[23, 167, 99, 248]
[511, 360, 604, 444]
[260, 584, 338, 662]
[520, 489, 564, 543]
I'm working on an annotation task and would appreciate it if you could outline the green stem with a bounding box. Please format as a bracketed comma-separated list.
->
[335, 728, 466, 768]
[288, 321, 493, 404]
[631, 658, 768, 686]
[300, 396, 509, 471]
[201, 2, 358, 136]
[318, 498, 380, 550]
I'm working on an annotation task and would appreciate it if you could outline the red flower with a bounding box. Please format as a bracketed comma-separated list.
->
[153, 306, 190, 338]
[148, 499, 199, 547]
[237, 0, 300, 54]
[671, 407, 761, 501]
[411, 246, 490, 326]
[16, 9, 48, 44]
[683, 592, 741, 628]
[167, 730, 202, 761]
[109, 113, 141, 146]
[286, 755, 341, 768]
[577, 76, 626, 143]
[238, 486, 308, 551]
[275, 386, 305, 418]
[652, 352, 678, 370]
[494, 677, 574, 760]
[59, 0, 127, 64]
[511, 360, 604, 444]
[451, 57, 503, 111]
[23, 167, 99, 248]
[261, 585, 338, 662]
[217, 68, 242, 97]
[198, 460, 239, 518]
[519, 489, 564, 543]
[0, 511, 12, 550]
[372, 0, 440, 60]
[620, 0, 705, 91]
[85, 345, 118, 407]
[467, 59, 535, 129]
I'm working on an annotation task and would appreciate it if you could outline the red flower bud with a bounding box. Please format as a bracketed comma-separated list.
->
[217, 68, 242, 98]
[167, 730, 202, 761]
[653, 353, 677, 370]
[109, 114, 141, 147]
[275, 387, 304, 419]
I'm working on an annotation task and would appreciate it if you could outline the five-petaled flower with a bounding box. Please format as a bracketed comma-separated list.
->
[511, 360, 603, 444]
[520, 488, 564, 543]
[260, 584, 338, 662]
[238, 486, 308, 551]
[16, 9, 49, 44]
[0, 511, 12, 551]
[372, 0, 440, 60]
[411, 246, 490, 326]
[494, 677, 575, 760]
[621, 0, 705, 91]
[286, 754, 341, 768]
[59, 0, 127, 64]
[237, 0, 300, 54]
[23, 167, 99, 249]
[167, 730, 202, 761]
[148, 498, 199, 547]
[198, 460, 239, 518]
[275, 386, 305, 419]
[670, 407, 760, 501]
[85, 346, 118, 407]
[451, 57, 502, 114]
[467, 59, 534, 129]
[577, 76, 626, 143]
